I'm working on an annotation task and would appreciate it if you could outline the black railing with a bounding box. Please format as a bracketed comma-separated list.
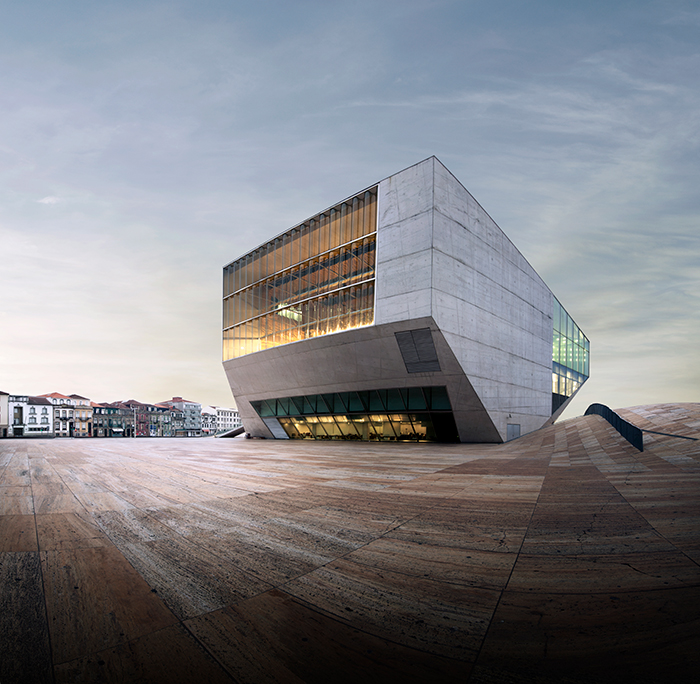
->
[585, 403, 644, 452]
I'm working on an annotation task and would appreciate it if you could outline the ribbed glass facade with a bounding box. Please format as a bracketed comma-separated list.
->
[251, 386, 459, 442]
[552, 298, 590, 412]
[223, 188, 378, 360]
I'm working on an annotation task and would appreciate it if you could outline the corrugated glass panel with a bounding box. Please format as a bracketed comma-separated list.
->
[223, 187, 377, 360]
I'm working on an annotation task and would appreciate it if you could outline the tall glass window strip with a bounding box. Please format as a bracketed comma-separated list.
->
[552, 297, 590, 413]
[223, 188, 378, 360]
[250, 386, 459, 442]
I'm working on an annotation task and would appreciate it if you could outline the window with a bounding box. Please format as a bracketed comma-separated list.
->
[29, 407, 36, 414]
[252, 386, 458, 442]
[223, 187, 378, 360]
[41, 417, 48, 424]
[552, 297, 589, 413]
[42, 407, 48, 414]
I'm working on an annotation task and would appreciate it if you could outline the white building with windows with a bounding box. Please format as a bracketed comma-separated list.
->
[215, 406, 242, 434]
[192, 405, 242, 435]
[7, 396, 54, 437]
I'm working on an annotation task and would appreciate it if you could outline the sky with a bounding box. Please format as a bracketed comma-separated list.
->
[1, 0, 698, 419]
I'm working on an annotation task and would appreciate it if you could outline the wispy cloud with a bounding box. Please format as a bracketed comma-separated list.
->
[0, 1, 697, 413]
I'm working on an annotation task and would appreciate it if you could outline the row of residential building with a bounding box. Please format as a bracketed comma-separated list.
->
[0, 392, 241, 438]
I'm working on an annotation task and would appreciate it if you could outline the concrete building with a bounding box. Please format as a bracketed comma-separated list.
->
[92, 403, 127, 437]
[38, 393, 93, 437]
[158, 397, 202, 437]
[118, 400, 150, 437]
[149, 404, 173, 437]
[201, 405, 218, 435]
[69, 394, 93, 437]
[39, 393, 75, 438]
[222, 157, 589, 442]
[102, 402, 137, 437]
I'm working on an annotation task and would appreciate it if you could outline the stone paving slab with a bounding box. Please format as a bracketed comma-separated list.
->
[1, 402, 699, 683]
[185, 589, 471, 683]
[40, 545, 178, 664]
[0, 551, 53, 684]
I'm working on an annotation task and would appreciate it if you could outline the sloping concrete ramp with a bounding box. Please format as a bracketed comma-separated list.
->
[214, 426, 245, 438]
[1, 403, 699, 683]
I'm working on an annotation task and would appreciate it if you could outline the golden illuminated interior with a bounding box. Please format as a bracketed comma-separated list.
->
[223, 188, 377, 360]
[251, 387, 459, 442]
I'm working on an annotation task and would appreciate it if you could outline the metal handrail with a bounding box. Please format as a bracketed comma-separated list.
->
[585, 403, 644, 451]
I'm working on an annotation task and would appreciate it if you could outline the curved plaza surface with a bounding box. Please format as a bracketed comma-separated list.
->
[1, 403, 699, 683]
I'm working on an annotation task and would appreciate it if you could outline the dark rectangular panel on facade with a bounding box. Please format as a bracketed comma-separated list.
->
[395, 328, 441, 373]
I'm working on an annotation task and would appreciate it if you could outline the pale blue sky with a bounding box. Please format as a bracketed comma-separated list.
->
[1, 0, 698, 417]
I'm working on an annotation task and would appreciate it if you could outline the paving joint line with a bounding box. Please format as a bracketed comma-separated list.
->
[467, 446, 555, 681]
[27, 447, 59, 684]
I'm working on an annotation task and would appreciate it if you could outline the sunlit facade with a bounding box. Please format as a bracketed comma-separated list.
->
[223, 157, 589, 443]
[223, 188, 377, 360]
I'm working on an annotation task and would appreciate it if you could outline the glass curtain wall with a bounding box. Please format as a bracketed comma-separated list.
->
[251, 386, 459, 442]
[223, 188, 378, 360]
[552, 297, 590, 412]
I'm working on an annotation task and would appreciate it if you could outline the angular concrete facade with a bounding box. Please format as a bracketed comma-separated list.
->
[223, 157, 588, 442]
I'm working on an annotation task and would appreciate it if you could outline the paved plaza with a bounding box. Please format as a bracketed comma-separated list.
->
[2, 404, 699, 683]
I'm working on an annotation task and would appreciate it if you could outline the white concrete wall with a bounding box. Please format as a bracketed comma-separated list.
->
[375, 158, 435, 325]
[431, 159, 552, 439]
[374, 157, 553, 440]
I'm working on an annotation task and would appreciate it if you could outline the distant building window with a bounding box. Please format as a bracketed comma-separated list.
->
[42, 407, 48, 414]
[29, 417, 36, 424]
[29, 407, 36, 414]
[41, 417, 48, 424]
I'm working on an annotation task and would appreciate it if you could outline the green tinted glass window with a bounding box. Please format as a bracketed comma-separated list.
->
[552, 297, 590, 411]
